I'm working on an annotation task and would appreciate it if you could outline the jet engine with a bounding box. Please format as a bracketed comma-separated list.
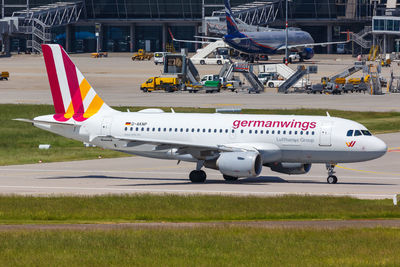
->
[300, 48, 314, 60]
[204, 152, 262, 177]
[268, 162, 312, 175]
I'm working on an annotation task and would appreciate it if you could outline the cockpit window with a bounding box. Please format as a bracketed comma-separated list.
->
[346, 130, 353, 136]
[354, 130, 362, 136]
[361, 130, 372, 136]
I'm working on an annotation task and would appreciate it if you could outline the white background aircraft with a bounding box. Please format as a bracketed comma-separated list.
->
[17, 44, 387, 184]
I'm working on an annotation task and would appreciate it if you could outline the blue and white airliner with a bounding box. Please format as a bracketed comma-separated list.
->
[172, 0, 348, 62]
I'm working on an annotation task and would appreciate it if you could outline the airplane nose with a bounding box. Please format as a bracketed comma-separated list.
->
[370, 137, 387, 158]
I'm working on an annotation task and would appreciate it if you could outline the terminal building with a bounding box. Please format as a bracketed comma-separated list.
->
[0, 0, 399, 55]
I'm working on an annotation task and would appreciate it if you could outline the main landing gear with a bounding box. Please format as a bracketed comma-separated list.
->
[189, 160, 207, 183]
[326, 163, 338, 184]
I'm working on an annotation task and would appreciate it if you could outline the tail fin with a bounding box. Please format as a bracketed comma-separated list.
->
[224, 0, 240, 36]
[41, 44, 112, 122]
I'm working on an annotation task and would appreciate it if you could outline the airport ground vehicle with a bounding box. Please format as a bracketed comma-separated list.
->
[267, 79, 285, 88]
[91, 52, 108, 58]
[257, 73, 276, 85]
[0, 71, 9, 80]
[203, 80, 221, 93]
[132, 49, 153, 61]
[154, 52, 168, 65]
[192, 55, 230, 65]
[140, 76, 180, 92]
[19, 44, 387, 185]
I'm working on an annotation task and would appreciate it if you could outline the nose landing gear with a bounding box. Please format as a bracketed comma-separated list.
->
[326, 163, 338, 184]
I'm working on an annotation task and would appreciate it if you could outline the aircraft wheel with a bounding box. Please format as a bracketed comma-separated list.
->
[200, 60, 205, 65]
[217, 60, 222, 65]
[223, 174, 238, 181]
[327, 175, 338, 184]
[189, 170, 206, 183]
[268, 82, 274, 88]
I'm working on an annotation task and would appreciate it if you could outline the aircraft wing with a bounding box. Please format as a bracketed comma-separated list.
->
[168, 28, 212, 44]
[194, 35, 222, 41]
[277, 40, 349, 50]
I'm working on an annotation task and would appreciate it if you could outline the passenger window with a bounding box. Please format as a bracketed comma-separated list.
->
[191, 128, 194, 132]
[354, 130, 362, 136]
[241, 130, 244, 134]
[347, 130, 353, 136]
[141, 127, 144, 131]
[232, 129, 235, 133]
[175, 128, 178, 132]
[208, 129, 211, 133]
[300, 131, 303, 135]
[203, 129, 206, 133]
[180, 128, 183, 132]
[312, 131, 315, 135]
[283, 130, 286, 134]
[147, 127, 150, 131]
[294, 131, 297, 135]
[197, 129, 200, 132]
[219, 129, 223, 133]
[130, 127, 133, 131]
[169, 128, 172, 132]
[260, 130, 263, 134]
[225, 129, 228, 133]
[163, 128, 166, 132]
[158, 128, 161, 131]
[306, 131, 309, 135]
[249, 130, 252, 134]
[271, 130, 274, 134]
[277, 130, 280, 134]
[124, 127, 127, 131]
[266, 130, 269, 134]
[152, 128, 155, 131]
[214, 129, 217, 133]
[136, 127, 139, 131]
[255, 130, 258, 134]
[361, 130, 372, 136]
[289, 131, 291, 135]
[186, 128, 189, 132]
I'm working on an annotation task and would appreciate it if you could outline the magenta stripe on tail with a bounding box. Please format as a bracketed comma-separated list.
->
[42, 45, 65, 116]
[61, 47, 86, 121]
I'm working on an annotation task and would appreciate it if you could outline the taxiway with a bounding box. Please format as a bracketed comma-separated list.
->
[0, 133, 398, 199]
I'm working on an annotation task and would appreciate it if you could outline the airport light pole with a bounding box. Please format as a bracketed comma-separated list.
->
[285, 0, 288, 65]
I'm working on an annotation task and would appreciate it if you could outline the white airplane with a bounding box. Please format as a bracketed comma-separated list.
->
[16, 44, 387, 184]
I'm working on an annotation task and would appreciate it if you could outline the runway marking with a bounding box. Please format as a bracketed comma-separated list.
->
[389, 147, 400, 152]
[0, 185, 394, 199]
[336, 165, 400, 176]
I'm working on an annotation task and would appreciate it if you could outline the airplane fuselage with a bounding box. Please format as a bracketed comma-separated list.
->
[34, 111, 387, 165]
[223, 29, 314, 55]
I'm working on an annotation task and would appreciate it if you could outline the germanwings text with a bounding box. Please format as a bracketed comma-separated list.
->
[232, 119, 317, 131]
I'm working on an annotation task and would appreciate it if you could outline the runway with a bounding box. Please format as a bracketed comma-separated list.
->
[0, 133, 399, 199]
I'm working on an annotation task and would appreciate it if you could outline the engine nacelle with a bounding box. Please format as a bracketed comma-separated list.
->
[205, 152, 262, 178]
[268, 162, 312, 175]
[300, 48, 314, 60]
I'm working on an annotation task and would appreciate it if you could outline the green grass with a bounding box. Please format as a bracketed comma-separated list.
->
[0, 227, 399, 266]
[2, 104, 400, 165]
[0, 195, 399, 224]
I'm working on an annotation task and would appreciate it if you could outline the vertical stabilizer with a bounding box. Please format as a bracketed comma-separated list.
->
[41, 44, 113, 122]
[225, 0, 240, 36]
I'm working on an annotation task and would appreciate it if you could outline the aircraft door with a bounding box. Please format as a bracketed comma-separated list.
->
[319, 123, 332, 146]
[101, 117, 112, 136]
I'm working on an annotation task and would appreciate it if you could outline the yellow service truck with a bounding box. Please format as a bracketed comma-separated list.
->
[140, 76, 180, 92]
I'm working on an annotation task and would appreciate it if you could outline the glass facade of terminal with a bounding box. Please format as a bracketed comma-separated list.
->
[1, 0, 381, 53]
